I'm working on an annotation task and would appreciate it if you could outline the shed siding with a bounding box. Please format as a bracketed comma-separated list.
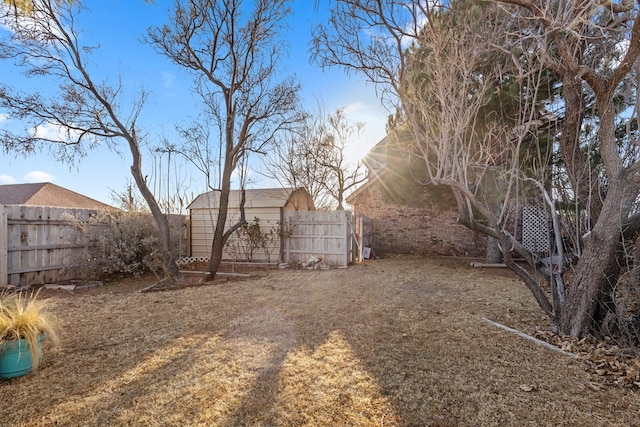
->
[188, 188, 314, 261]
[189, 188, 309, 210]
[285, 189, 315, 211]
[190, 207, 282, 259]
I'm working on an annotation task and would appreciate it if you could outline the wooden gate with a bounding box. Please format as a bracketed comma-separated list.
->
[0, 205, 95, 288]
[283, 210, 356, 267]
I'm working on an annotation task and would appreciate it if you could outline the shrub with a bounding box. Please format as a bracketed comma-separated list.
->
[263, 221, 294, 263]
[69, 210, 181, 277]
[233, 217, 266, 262]
[228, 218, 294, 263]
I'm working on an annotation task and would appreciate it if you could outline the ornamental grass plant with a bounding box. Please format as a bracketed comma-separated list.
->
[0, 289, 59, 370]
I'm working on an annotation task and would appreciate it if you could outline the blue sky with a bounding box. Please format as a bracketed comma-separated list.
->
[0, 0, 388, 206]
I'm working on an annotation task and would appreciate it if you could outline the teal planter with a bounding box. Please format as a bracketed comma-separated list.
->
[0, 334, 45, 379]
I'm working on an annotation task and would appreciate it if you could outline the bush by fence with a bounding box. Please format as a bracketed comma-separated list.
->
[66, 210, 187, 278]
[0, 205, 187, 287]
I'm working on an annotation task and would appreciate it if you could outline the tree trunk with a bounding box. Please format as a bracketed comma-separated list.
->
[559, 177, 638, 337]
[207, 199, 228, 282]
[128, 135, 183, 282]
[559, 77, 602, 226]
[485, 236, 502, 263]
[206, 167, 233, 281]
[558, 80, 640, 337]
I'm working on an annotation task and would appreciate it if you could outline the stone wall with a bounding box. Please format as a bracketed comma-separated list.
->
[350, 182, 485, 257]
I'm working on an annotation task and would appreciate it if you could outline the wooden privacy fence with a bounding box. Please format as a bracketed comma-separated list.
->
[0, 204, 359, 286]
[283, 210, 357, 268]
[0, 205, 96, 288]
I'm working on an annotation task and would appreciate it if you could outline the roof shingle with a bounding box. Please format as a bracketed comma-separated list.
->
[0, 182, 111, 209]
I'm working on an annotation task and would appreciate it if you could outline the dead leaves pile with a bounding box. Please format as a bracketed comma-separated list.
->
[534, 330, 640, 389]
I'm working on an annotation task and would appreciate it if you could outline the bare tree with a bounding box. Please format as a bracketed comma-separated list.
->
[312, 0, 640, 338]
[309, 107, 368, 210]
[3, 0, 152, 11]
[134, 137, 193, 216]
[261, 116, 335, 210]
[109, 180, 150, 213]
[261, 107, 367, 210]
[147, 0, 303, 280]
[0, 0, 183, 282]
[493, 0, 640, 338]
[175, 117, 224, 192]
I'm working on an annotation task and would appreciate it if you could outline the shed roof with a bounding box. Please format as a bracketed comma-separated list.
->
[0, 182, 111, 209]
[188, 187, 308, 210]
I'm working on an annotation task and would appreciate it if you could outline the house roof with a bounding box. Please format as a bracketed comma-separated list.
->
[346, 177, 376, 205]
[0, 182, 112, 209]
[362, 131, 416, 168]
[188, 187, 311, 210]
[346, 130, 426, 206]
[347, 133, 397, 205]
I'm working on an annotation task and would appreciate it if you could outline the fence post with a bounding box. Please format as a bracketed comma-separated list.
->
[358, 215, 364, 262]
[284, 212, 292, 263]
[343, 211, 349, 266]
[0, 205, 7, 287]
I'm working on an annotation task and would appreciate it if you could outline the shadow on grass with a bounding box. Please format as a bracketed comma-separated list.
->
[3, 258, 638, 426]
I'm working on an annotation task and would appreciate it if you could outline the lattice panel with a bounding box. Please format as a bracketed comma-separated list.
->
[522, 205, 550, 254]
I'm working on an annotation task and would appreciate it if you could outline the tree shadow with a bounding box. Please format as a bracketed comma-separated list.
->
[3, 258, 617, 426]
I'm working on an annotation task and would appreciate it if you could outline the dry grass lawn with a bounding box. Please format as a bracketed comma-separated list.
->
[1, 256, 639, 426]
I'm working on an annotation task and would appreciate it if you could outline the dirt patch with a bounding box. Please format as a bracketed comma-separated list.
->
[2, 256, 639, 426]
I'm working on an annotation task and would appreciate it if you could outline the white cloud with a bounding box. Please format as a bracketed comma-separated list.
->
[24, 171, 55, 183]
[0, 3, 68, 40]
[0, 174, 17, 184]
[30, 121, 85, 143]
[343, 102, 369, 115]
[0, 114, 8, 123]
[31, 122, 67, 141]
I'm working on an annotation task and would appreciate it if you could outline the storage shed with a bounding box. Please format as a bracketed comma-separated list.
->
[188, 187, 315, 262]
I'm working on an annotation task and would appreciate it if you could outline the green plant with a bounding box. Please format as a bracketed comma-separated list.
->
[229, 218, 296, 263]
[234, 217, 266, 262]
[0, 290, 59, 370]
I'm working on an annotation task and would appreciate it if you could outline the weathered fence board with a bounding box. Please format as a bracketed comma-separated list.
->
[0, 205, 95, 288]
[284, 210, 356, 267]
